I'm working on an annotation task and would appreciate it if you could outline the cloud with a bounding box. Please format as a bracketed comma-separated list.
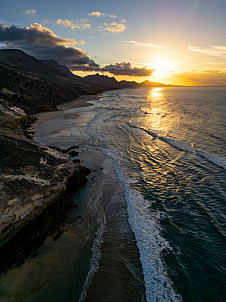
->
[104, 22, 126, 33]
[0, 24, 153, 77]
[188, 45, 226, 58]
[56, 19, 91, 30]
[174, 70, 226, 86]
[124, 40, 165, 49]
[0, 23, 84, 46]
[0, 23, 91, 67]
[102, 62, 154, 76]
[34, 45, 90, 65]
[89, 11, 117, 18]
[23, 9, 36, 16]
[72, 61, 154, 76]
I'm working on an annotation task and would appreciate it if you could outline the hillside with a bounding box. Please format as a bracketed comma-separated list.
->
[0, 49, 102, 114]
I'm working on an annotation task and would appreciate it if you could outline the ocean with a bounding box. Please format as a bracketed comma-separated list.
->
[37, 86, 225, 302]
[2, 87, 225, 302]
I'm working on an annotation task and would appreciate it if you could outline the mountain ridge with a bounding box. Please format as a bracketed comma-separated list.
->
[0, 49, 102, 114]
[83, 73, 178, 89]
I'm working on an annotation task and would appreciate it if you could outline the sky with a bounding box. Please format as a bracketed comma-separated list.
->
[0, 0, 226, 85]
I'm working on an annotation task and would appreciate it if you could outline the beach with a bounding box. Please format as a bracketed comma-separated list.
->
[1, 87, 225, 302]
[32, 94, 100, 129]
[0, 93, 146, 302]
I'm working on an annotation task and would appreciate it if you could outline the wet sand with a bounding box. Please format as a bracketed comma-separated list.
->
[32, 94, 100, 129]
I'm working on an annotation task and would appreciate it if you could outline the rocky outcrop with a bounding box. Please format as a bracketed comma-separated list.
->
[0, 135, 90, 273]
[0, 49, 101, 274]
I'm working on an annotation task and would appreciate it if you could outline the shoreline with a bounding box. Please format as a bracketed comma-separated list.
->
[0, 93, 101, 275]
[33, 94, 101, 129]
[0, 90, 146, 301]
[33, 92, 146, 301]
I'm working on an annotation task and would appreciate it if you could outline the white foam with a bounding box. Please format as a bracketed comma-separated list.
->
[159, 137, 195, 153]
[99, 146, 182, 302]
[114, 162, 182, 302]
[197, 151, 226, 169]
[78, 223, 105, 302]
[129, 123, 226, 170]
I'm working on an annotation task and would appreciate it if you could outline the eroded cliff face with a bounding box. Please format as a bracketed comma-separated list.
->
[0, 135, 90, 273]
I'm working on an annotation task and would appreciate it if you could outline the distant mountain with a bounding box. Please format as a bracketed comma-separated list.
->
[0, 49, 178, 115]
[139, 80, 171, 87]
[83, 74, 120, 89]
[83, 73, 177, 90]
[0, 49, 102, 114]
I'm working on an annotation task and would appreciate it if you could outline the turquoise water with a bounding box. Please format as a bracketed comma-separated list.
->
[82, 87, 226, 301]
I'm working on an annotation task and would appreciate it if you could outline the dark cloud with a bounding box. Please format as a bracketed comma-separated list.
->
[72, 62, 154, 76]
[72, 64, 100, 72]
[0, 23, 78, 46]
[102, 62, 154, 76]
[26, 45, 90, 66]
[0, 24, 153, 76]
[0, 23, 91, 66]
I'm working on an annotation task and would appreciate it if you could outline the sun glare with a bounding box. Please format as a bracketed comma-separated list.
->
[151, 60, 176, 78]
[144, 56, 178, 83]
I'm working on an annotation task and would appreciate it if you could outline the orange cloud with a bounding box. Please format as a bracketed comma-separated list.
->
[89, 11, 117, 18]
[168, 70, 226, 86]
[104, 22, 126, 33]
[56, 19, 90, 30]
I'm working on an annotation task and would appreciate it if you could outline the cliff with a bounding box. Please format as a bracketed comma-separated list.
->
[0, 133, 91, 273]
[0, 49, 99, 273]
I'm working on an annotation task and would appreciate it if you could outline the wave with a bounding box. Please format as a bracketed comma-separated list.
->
[128, 123, 226, 170]
[115, 161, 182, 302]
[78, 223, 105, 302]
[99, 147, 182, 302]
[197, 151, 226, 170]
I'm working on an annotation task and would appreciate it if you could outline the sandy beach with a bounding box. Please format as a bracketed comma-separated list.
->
[0, 91, 145, 302]
[32, 94, 101, 129]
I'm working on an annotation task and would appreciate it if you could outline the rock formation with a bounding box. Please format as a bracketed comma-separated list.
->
[0, 49, 98, 273]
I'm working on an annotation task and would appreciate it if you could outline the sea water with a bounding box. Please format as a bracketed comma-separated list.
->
[35, 86, 225, 302]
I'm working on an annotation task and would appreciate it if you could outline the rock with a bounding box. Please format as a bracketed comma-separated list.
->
[69, 150, 78, 157]
[73, 159, 80, 164]
[0, 135, 90, 274]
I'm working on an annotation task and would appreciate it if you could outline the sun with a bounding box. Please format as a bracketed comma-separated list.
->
[146, 57, 177, 81]
[152, 60, 176, 78]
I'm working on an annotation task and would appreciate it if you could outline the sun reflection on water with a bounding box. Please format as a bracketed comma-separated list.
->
[142, 88, 169, 134]
[149, 87, 163, 98]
